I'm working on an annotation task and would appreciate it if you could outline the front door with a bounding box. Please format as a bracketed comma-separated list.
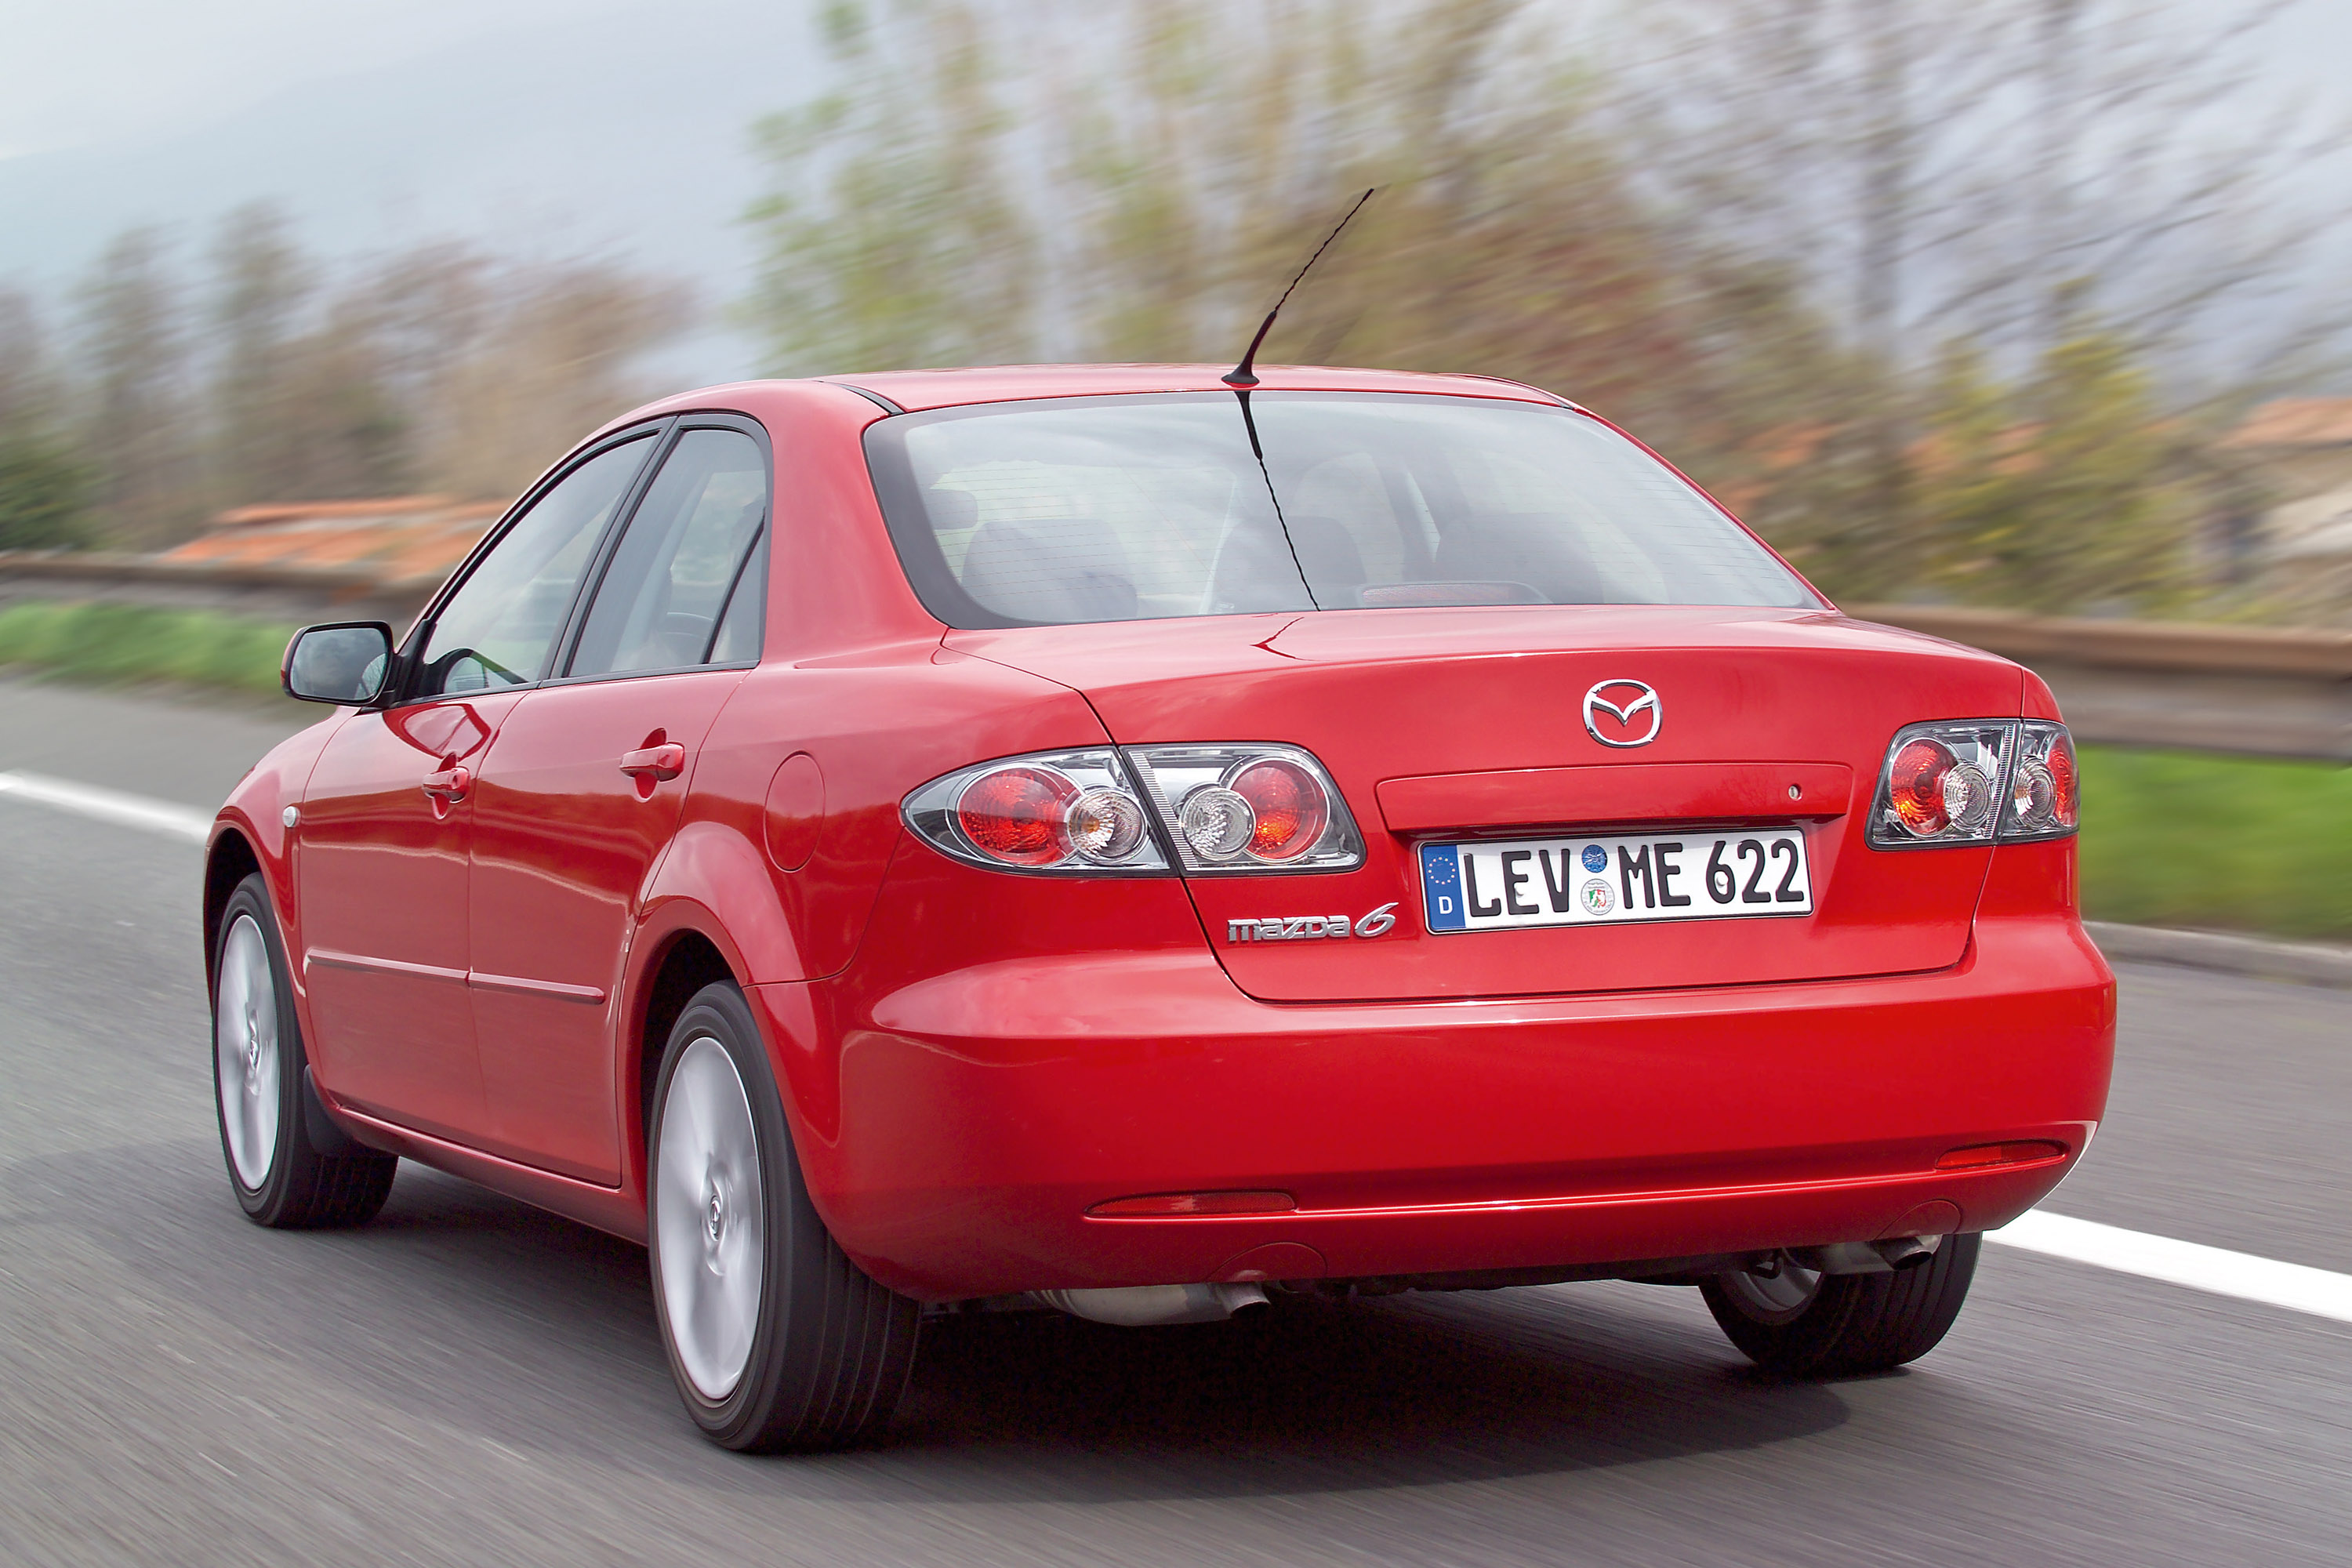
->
[297, 695, 516, 1138]
[467, 423, 771, 1181]
[296, 428, 660, 1140]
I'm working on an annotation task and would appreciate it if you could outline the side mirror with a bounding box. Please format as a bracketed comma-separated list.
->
[283, 622, 396, 706]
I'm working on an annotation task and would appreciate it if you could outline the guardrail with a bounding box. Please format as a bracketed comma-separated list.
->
[2, 552, 2344, 759]
[1850, 605, 2351, 761]
[0, 550, 441, 628]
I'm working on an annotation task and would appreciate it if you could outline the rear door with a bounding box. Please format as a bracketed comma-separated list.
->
[299, 430, 658, 1136]
[465, 419, 771, 1182]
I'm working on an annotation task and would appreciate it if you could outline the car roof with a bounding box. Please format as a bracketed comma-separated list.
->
[815, 363, 1570, 414]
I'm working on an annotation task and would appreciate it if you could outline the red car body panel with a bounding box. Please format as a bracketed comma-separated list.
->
[207, 363, 2116, 1298]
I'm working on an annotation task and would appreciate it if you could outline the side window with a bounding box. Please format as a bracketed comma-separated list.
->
[706, 524, 768, 664]
[412, 435, 652, 698]
[568, 428, 769, 677]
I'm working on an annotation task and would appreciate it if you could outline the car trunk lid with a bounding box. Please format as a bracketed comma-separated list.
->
[947, 605, 2023, 1001]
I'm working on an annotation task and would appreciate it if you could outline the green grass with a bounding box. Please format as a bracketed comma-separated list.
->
[2079, 746, 2352, 941]
[0, 602, 2343, 942]
[0, 600, 296, 699]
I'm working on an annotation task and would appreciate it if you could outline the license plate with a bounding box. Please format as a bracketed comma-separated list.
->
[1420, 829, 1813, 934]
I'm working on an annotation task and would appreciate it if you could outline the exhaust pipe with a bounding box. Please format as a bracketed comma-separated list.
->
[1033, 1282, 1271, 1326]
[1871, 1234, 1943, 1271]
[1789, 1235, 1946, 1276]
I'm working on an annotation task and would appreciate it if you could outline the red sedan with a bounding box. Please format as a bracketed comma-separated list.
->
[208, 364, 2114, 1450]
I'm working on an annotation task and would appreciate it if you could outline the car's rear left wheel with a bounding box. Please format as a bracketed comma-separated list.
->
[1700, 1232, 1981, 1377]
[648, 982, 920, 1451]
[212, 873, 398, 1228]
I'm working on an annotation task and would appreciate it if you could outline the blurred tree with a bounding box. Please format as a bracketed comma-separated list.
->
[0, 435, 94, 551]
[1613, 0, 2346, 380]
[743, 2, 1837, 456]
[0, 287, 93, 551]
[18, 223, 691, 543]
[74, 228, 201, 549]
[741, 0, 1878, 600]
[207, 201, 325, 505]
[1916, 320, 2194, 612]
[742, 0, 1037, 373]
[1600, 0, 2338, 606]
[422, 256, 693, 499]
[0, 289, 63, 435]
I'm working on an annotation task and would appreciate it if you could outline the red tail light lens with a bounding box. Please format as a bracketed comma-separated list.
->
[1889, 738, 1958, 837]
[955, 765, 1079, 866]
[1229, 758, 1330, 861]
[2048, 735, 2078, 827]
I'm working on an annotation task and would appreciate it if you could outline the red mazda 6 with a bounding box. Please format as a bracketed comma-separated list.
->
[207, 364, 2114, 1450]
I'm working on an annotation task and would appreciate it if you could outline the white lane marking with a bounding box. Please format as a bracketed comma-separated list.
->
[0, 770, 212, 843]
[1991, 1210, 2352, 1324]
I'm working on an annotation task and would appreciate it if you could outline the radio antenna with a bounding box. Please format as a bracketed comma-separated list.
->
[1221, 187, 1375, 387]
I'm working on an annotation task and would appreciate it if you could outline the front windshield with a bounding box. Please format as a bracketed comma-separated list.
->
[865, 391, 1817, 628]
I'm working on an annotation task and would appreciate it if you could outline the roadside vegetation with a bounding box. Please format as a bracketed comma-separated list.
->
[0, 601, 294, 699]
[2077, 746, 2352, 942]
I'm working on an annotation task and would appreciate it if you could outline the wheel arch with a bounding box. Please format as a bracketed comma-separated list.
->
[203, 826, 264, 990]
[633, 927, 742, 1159]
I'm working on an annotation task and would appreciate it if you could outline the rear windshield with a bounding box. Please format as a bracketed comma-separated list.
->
[864, 391, 1817, 627]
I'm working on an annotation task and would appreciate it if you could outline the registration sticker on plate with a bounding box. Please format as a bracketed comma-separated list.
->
[1420, 829, 1813, 934]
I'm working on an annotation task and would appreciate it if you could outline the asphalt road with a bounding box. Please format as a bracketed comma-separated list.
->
[3, 676, 2349, 1566]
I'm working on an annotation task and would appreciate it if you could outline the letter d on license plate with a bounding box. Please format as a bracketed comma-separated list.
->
[1420, 829, 1812, 934]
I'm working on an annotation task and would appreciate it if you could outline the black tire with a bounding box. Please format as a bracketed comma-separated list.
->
[211, 873, 397, 1228]
[1700, 1233, 1981, 1377]
[646, 981, 920, 1452]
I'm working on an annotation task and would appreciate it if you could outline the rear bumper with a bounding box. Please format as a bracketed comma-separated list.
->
[762, 910, 2114, 1300]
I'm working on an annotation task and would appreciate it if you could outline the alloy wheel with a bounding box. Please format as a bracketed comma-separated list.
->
[655, 1036, 767, 1400]
[214, 913, 281, 1189]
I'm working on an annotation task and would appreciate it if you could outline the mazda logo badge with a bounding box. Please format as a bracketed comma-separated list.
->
[1582, 680, 1662, 747]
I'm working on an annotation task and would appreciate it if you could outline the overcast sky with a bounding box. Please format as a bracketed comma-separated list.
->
[8, 0, 2348, 163]
[0, 0, 653, 158]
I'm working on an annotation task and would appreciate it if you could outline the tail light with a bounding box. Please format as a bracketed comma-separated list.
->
[2002, 723, 2078, 840]
[1867, 720, 2079, 849]
[1124, 744, 1363, 873]
[906, 750, 1170, 874]
[903, 743, 1363, 876]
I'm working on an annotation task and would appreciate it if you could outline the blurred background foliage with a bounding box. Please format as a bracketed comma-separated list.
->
[742, 0, 2346, 618]
[0, 0, 2345, 627]
[0, 210, 689, 552]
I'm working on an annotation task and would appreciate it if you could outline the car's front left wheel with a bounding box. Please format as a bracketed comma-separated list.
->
[212, 873, 398, 1228]
[648, 981, 920, 1451]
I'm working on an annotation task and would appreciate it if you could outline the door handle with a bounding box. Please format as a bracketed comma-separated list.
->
[421, 764, 471, 804]
[619, 743, 688, 782]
